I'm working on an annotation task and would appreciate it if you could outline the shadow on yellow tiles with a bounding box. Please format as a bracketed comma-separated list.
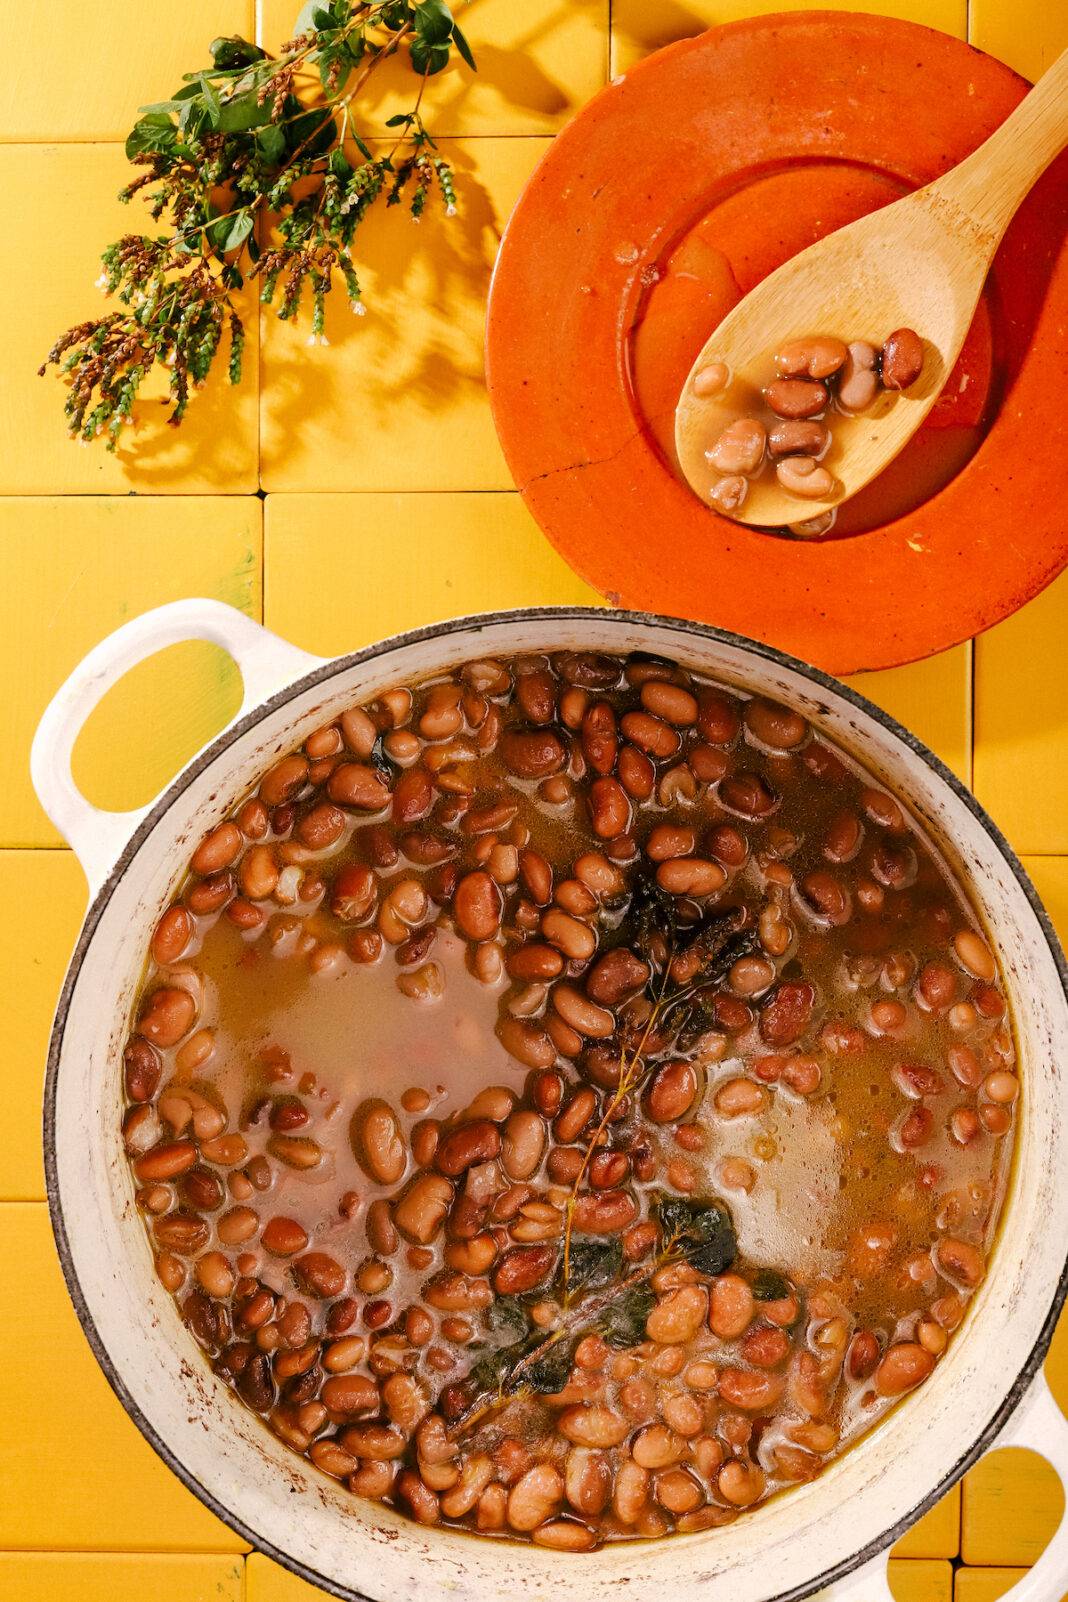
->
[1, 853, 86, 1202]
[892, 1484, 960, 1559]
[962, 1446, 1064, 1567]
[0, 497, 261, 847]
[0, 1204, 245, 1551]
[265, 492, 600, 650]
[974, 571, 1068, 856]
[956, 1568, 1064, 1602]
[4, 2, 252, 142]
[888, 1559, 954, 1602]
[261, 0, 608, 135]
[610, 0, 966, 73]
[259, 140, 548, 494]
[969, 0, 1068, 81]
[1, 146, 257, 495]
[846, 645, 972, 787]
[0, 1553, 245, 1602]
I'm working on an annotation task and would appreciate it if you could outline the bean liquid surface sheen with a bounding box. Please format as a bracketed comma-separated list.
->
[123, 652, 1015, 1549]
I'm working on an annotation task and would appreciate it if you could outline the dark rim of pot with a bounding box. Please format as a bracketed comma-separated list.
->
[41, 605, 1068, 1602]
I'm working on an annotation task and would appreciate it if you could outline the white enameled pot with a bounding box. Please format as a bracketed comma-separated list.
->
[32, 601, 1068, 1602]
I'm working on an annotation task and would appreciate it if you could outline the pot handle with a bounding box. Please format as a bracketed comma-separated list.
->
[30, 599, 325, 895]
[979, 1370, 1068, 1602]
[822, 1371, 1068, 1602]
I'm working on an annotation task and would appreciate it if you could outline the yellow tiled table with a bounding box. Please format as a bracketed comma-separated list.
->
[3, 0, 1067, 1599]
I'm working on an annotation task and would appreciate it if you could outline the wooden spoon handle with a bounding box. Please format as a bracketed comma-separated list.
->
[932, 48, 1068, 247]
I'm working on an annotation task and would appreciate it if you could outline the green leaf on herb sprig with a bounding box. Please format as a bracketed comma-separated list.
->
[599, 1283, 656, 1350]
[40, 1, 475, 449]
[565, 1236, 623, 1296]
[751, 1269, 791, 1302]
[657, 1192, 738, 1278]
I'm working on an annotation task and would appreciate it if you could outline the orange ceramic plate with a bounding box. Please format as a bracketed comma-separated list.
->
[485, 12, 1068, 673]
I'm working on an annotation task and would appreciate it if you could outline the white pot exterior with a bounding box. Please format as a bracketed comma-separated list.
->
[36, 605, 1068, 1602]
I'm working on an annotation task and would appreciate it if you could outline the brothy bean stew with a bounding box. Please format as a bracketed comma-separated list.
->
[123, 652, 1016, 1550]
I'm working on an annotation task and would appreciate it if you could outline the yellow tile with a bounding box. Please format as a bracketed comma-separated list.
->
[1, 146, 257, 494]
[0, 1553, 244, 1602]
[0, 853, 86, 1202]
[969, 0, 1068, 81]
[891, 1484, 960, 1560]
[611, 0, 966, 74]
[961, 1445, 1065, 1566]
[4, 3, 252, 141]
[259, 140, 548, 493]
[1022, 857, 1068, 950]
[247, 1554, 324, 1602]
[261, 0, 608, 135]
[846, 646, 972, 788]
[0, 1203, 245, 1550]
[0, 497, 260, 847]
[1043, 1292, 1068, 1434]
[974, 572, 1068, 856]
[956, 1569, 1065, 1602]
[888, 1558, 954, 1602]
[265, 492, 600, 652]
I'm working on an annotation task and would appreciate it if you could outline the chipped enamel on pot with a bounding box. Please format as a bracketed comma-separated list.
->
[32, 602, 1068, 1602]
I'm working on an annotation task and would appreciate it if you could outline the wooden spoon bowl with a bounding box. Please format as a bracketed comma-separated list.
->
[675, 48, 1068, 527]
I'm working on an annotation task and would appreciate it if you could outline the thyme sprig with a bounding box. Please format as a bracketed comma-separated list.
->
[453, 1192, 738, 1436]
[39, 1, 474, 448]
[558, 887, 756, 1297]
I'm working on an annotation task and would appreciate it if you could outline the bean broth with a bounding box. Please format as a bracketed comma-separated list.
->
[123, 651, 1015, 1549]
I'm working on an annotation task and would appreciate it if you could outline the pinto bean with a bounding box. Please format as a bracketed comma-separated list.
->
[706, 418, 766, 475]
[620, 711, 681, 760]
[502, 1111, 546, 1180]
[720, 772, 779, 818]
[874, 1342, 935, 1396]
[494, 1244, 558, 1295]
[587, 777, 631, 839]
[760, 981, 815, 1046]
[261, 1216, 309, 1257]
[572, 1190, 637, 1234]
[646, 1061, 697, 1124]
[541, 909, 597, 964]
[454, 870, 503, 941]
[394, 1174, 454, 1244]
[553, 985, 614, 1039]
[500, 728, 567, 779]
[297, 802, 346, 850]
[766, 378, 827, 418]
[718, 1461, 765, 1507]
[585, 948, 650, 1006]
[613, 1461, 650, 1524]
[435, 1120, 501, 1177]
[497, 1017, 557, 1070]
[774, 336, 848, 380]
[656, 857, 726, 897]
[718, 1369, 785, 1410]
[351, 1099, 407, 1185]
[882, 327, 924, 390]
[709, 1275, 754, 1339]
[139, 987, 196, 1048]
[647, 1286, 708, 1344]
[554, 1087, 598, 1143]
[508, 1462, 565, 1531]
[558, 1406, 630, 1448]
[935, 1237, 985, 1288]
[294, 1252, 346, 1299]
[581, 702, 619, 776]
[151, 905, 194, 966]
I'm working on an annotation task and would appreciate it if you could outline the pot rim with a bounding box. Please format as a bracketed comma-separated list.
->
[41, 603, 1068, 1602]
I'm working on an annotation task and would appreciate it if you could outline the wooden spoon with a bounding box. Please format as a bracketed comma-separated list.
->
[675, 48, 1068, 529]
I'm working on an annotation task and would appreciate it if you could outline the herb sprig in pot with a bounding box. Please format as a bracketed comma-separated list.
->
[39, 1, 475, 449]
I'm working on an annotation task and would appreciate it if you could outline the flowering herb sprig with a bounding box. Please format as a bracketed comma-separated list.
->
[39, 1, 474, 448]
